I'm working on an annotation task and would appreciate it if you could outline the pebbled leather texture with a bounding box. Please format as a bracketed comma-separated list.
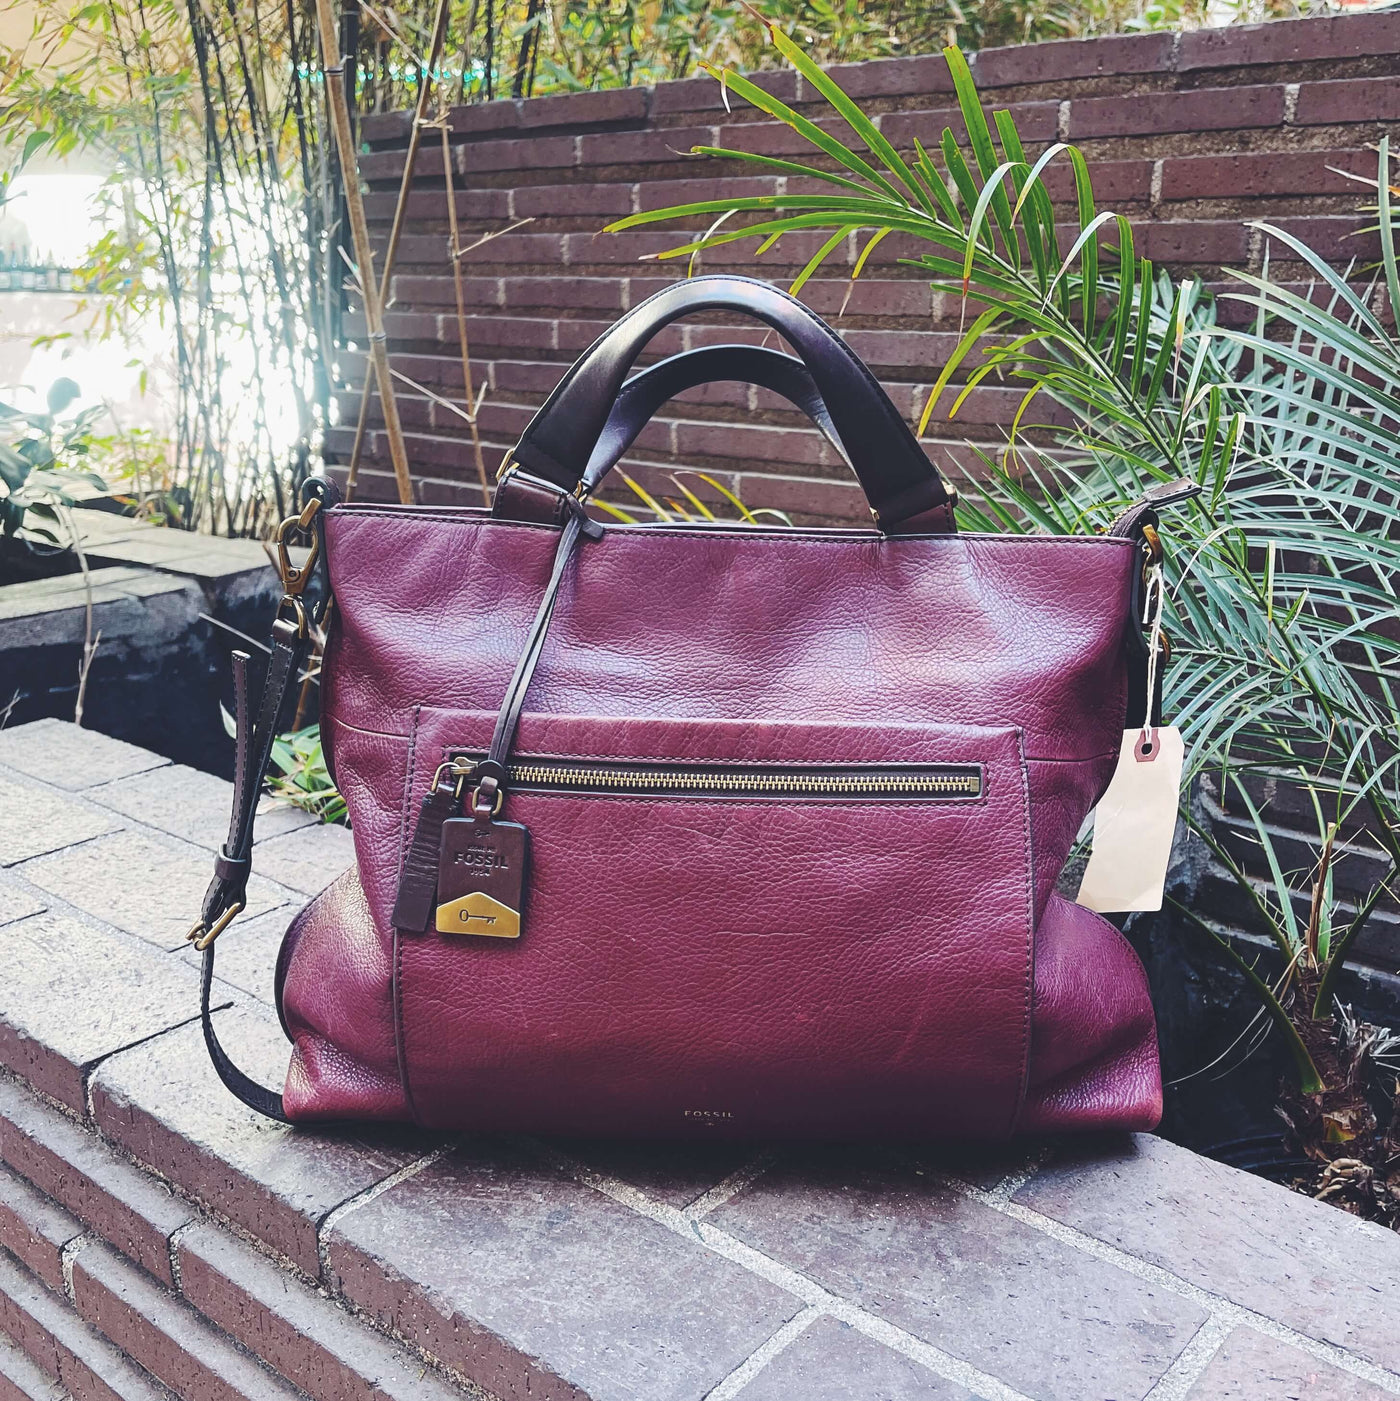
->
[272, 501, 1162, 1139]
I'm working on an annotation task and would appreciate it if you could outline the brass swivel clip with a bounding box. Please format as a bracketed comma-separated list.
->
[187, 900, 243, 952]
[272, 498, 323, 641]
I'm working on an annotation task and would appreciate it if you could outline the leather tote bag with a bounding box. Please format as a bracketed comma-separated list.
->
[193, 275, 1169, 1140]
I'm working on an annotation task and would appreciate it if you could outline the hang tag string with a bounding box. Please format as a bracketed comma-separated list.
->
[1141, 561, 1165, 751]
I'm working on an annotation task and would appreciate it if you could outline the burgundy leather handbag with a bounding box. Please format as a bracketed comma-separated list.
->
[193, 275, 1171, 1139]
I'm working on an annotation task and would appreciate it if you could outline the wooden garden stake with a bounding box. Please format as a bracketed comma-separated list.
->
[313, 0, 413, 504]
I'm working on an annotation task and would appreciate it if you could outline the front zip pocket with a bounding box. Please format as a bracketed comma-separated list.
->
[446, 752, 982, 802]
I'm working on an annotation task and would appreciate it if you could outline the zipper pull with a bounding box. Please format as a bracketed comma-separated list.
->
[435, 763, 531, 940]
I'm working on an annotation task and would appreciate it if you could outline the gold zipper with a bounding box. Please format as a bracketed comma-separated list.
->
[450, 754, 981, 800]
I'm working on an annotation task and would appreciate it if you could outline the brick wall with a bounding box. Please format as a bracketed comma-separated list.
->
[331, 10, 1399, 523]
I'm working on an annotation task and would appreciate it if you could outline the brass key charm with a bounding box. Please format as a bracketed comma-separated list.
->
[434, 815, 529, 938]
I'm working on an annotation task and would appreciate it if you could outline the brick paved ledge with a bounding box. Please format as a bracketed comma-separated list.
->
[0, 719, 1397, 1401]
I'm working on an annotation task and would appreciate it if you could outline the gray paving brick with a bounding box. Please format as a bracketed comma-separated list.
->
[19, 829, 288, 950]
[177, 1222, 469, 1401]
[83, 765, 313, 854]
[0, 1249, 173, 1401]
[248, 824, 356, 898]
[1015, 1133, 1400, 1375]
[325, 1140, 803, 1401]
[0, 910, 203, 1112]
[0, 776, 123, 867]
[0, 1164, 84, 1294]
[0, 1327, 69, 1401]
[174, 905, 292, 1007]
[0, 883, 44, 929]
[1184, 1327, 1393, 1400]
[89, 1004, 439, 1278]
[0, 1079, 192, 1287]
[710, 1150, 1207, 1401]
[71, 1241, 303, 1401]
[732, 1316, 972, 1400]
[0, 723, 167, 791]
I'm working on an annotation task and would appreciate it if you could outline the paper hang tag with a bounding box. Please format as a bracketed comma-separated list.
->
[1075, 727, 1185, 914]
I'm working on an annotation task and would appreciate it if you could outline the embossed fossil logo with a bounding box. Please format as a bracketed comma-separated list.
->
[452, 845, 509, 870]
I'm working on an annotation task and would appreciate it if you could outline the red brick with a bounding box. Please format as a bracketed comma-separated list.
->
[578, 125, 717, 167]
[0, 1165, 82, 1293]
[445, 98, 522, 136]
[1016, 1134, 1400, 1374]
[176, 1224, 464, 1401]
[730, 472, 867, 522]
[881, 101, 1060, 151]
[362, 188, 512, 223]
[0, 1249, 169, 1401]
[513, 181, 634, 217]
[1265, 215, 1381, 262]
[358, 144, 448, 184]
[88, 1007, 438, 1278]
[358, 110, 412, 143]
[489, 358, 569, 396]
[324, 1142, 801, 1401]
[0, 1080, 191, 1288]
[976, 31, 1174, 87]
[720, 116, 863, 160]
[674, 418, 831, 468]
[1159, 148, 1377, 201]
[1294, 76, 1400, 126]
[650, 68, 797, 115]
[447, 232, 566, 266]
[388, 273, 500, 308]
[1069, 84, 1286, 139]
[0, 910, 202, 1114]
[1139, 219, 1251, 265]
[713, 1153, 1207, 1401]
[458, 134, 576, 175]
[733, 1315, 974, 1400]
[1037, 157, 1154, 205]
[501, 275, 627, 312]
[1179, 11, 1400, 70]
[517, 86, 647, 129]
[565, 229, 696, 264]
[72, 1242, 301, 1401]
[633, 175, 782, 209]
[840, 327, 963, 367]
[812, 53, 956, 100]
[1185, 1329, 1392, 1401]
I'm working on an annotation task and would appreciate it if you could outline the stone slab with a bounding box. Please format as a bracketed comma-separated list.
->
[0, 723, 167, 791]
[1185, 1328, 1394, 1400]
[89, 1004, 440, 1278]
[0, 883, 43, 930]
[0, 775, 124, 867]
[0, 1250, 173, 1401]
[733, 1316, 972, 1400]
[83, 764, 314, 854]
[177, 1223, 470, 1401]
[18, 829, 289, 950]
[0, 1164, 84, 1294]
[710, 1150, 1208, 1401]
[325, 1139, 803, 1401]
[1015, 1134, 1400, 1375]
[174, 905, 292, 1007]
[0, 1078, 192, 1288]
[0, 910, 204, 1112]
[71, 1241, 303, 1401]
[558, 1139, 757, 1210]
[248, 823, 356, 899]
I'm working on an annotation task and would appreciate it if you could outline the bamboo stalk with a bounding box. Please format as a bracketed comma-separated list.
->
[438, 114, 493, 505]
[343, 0, 452, 502]
[313, 0, 413, 504]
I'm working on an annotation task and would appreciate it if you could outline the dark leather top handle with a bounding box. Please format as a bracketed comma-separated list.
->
[498, 276, 956, 535]
[583, 344, 845, 488]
